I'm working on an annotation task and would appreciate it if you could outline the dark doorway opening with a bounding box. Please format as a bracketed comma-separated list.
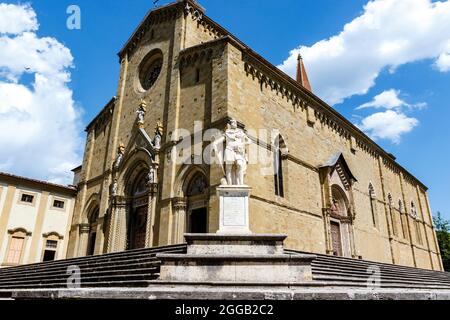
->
[129, 206, 148, 250]
[43, 250, 56, 261]
[87, 232, 97, 256]
[189, 207, 207, 233]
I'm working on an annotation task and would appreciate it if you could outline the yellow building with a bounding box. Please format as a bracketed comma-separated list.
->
[66, 0, 443, 271]
[0, 172, 77, 267]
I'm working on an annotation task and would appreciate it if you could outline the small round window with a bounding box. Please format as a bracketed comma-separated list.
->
[139, 50, 163, 91]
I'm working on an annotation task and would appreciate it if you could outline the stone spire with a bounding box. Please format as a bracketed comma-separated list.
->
[296, 53, 312, 92]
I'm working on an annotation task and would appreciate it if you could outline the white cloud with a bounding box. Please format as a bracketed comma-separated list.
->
[0, 4, 82, 184]
[278, 0, 450, 105]
[435, 42, 450, 71]
[357, 89, 406, 110]
[0, 3, 38, 35]
[356, 89, 427, 110]
[358, 110, 419, 144]
[356, 89, 424, 142]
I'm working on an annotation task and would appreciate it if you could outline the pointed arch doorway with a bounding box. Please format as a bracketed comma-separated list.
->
[86, 208, 99, 256]
[329, 185, 352, 257]
[128, 172, 149, 250]
[186, 173, 209, 234]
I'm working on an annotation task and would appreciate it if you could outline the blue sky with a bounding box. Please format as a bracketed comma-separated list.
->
[0, 0, 449, 219]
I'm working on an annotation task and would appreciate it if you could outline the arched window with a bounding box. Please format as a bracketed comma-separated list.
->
[273, 135, 287, 197]
[388, 194, 397, 236]
[398, 200, 407, 239]
[368, 183, 378, 227]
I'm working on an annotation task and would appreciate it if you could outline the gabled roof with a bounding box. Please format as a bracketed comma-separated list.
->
[85, 97, 116, 132]
[321, 153, 357, 182]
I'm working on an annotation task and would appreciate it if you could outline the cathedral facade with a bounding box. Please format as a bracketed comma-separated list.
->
[66, 0, 443, 271]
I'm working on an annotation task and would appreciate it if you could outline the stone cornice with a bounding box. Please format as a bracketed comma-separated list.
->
[118, 1, 185, 60]
[0, 172, 77, 196]
[178, 36, 234, 69]
[85, 97, 116, 133]
[241, 53, 427, 191]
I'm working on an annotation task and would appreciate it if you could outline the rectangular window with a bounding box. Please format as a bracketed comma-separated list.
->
[42, 250, 56, 262]
[21, 194, 34, 203]
[6, 236, 24, 264]
[53, 200, 65, 209]
[46, 240, 58, 249]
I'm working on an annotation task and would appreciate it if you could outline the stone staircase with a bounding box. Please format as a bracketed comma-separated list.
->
[0, 244, 186, 290]
[286, 249, 450, 290]
[1, 244, 449, 292]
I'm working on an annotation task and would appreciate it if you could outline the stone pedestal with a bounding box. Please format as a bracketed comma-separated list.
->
[216, 185, 251, 235]
[157, 234, 316, 283]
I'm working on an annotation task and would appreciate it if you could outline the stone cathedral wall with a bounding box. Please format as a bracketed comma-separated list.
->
[67, 1, 442, 271]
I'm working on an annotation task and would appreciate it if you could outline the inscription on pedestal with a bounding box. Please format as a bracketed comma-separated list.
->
[217, 186, 251, 234]
[223, 196, 246, 226]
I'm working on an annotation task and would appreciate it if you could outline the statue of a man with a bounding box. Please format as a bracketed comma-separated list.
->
[146, 167, 156, 186]
[114, 143, 125, 169]
[136, 100, 147, 126]
[111, 179, 118, 197]
[152, 121, 163, 150]
[212, 119, 251, 186]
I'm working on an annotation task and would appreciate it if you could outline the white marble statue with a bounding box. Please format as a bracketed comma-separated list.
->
[152, 121, 163, 150]
[111, 179, 118, 196]
[114, 144, 125, 169]
[136, 100, 147, 125]
[212, 119, 252, 186]
[146, 167, 156, 185]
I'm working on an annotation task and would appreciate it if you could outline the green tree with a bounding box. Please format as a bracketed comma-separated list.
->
[433, 212, 450, 271]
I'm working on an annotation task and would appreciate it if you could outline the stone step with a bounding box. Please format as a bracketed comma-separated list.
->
[310, 253, 445, 275]
[157, 253, 316, 262]
[0, 257, 160, 279]
[312, 265, 450, 284]
[0, 279, 155, 290]
[313, 280, 450, 290]
[311, 262, 450, 282]
[0, 267, 159, 287]
[0, 244, 186, 273]
[0, 272, 159, 289]
[286, 250, 449, 279]
[312, 257, 447, 275]
[0, 247, 183, 275]
[312, 269, 450, 286]
[313, 275, 450, 288]
[0, 244, 186, 290]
